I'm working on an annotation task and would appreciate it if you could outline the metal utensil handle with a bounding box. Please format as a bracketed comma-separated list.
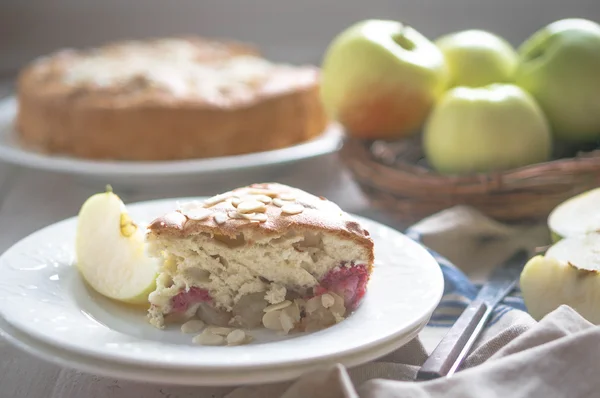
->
[416, 299, 492, 381]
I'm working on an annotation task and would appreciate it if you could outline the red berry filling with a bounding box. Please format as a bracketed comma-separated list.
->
[315, 263, 370, 311]
[171, 287, 211, 313]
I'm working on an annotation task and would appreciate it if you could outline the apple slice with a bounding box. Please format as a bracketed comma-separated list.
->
[520, 233, 600, 324]
[548, 188, 600, 242]
[75, 187, 159, 304]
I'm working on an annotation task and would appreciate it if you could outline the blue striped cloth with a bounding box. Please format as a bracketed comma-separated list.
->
[404, 227, 527, 328]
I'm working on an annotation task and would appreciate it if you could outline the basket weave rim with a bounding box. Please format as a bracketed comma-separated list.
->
[343, 137, 600, 184]
[340, 136, 600, 224]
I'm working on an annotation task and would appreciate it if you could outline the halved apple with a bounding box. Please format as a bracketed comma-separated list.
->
[75, 187, 159, 304]
[520, 233, 600, 324]
[547, 188, 600, 242]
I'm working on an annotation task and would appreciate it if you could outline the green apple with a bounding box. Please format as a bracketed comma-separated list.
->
[75, 187, 158, 305]
[320, 19, 448, 140]
[423, 84, 552, 175]
[435, 29, 518, 88]
[548, 188, 600, 242]
[515, 18, 600, 143]
[520, 233, 600, 324]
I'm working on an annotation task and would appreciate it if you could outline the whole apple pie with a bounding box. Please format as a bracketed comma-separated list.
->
[15, 37, 328, 161]
[145, 183, 374, 341]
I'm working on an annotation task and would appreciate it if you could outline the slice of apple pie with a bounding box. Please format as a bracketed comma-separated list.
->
[145, 183, 374, 335]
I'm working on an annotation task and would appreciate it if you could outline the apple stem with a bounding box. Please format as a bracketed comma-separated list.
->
[392, 28, 416, 51]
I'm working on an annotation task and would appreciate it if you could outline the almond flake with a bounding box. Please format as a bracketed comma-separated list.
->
[262, 310, 283, 330]
[321, 294, 335, 309]
[237, 200, 267, 214]
[231, 197, 242, 207]
[241, 213, 268, 222]
[226, 329, 246, 345]
[279, 311, 295, 333]
[206, 326, 234, 336]
[272, 198, 286, 207]
[247, 188, 278, 197]
[183, 208, 212, 221]
[227, 210, 268, 223]
[214, 213, 228, 225]
[204, 192, 233, 207]
[181, 319, 205, 334]
[227, 211, 245, 219]
[233, 195, 272, 207]
[264, 300, 292, 312]
[328, 292, 346, 315]
[178, 200, 203, 213]
[283, 302, 301, 323]
[281, 203, 304, 215]
[278, 193, 296, 201]
[193, 330, 225, 346]
[250, 194, 273, 204]
[305, 296, 323, 313]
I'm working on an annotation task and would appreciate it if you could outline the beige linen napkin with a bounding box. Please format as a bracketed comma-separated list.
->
[222, 207, 598, 398]
[406, 205, 550, 282]
[226, 306, 597, 398]
[383, 205, 550, 350]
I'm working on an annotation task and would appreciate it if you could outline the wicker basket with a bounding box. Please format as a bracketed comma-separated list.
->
[340, 135, 600, 226]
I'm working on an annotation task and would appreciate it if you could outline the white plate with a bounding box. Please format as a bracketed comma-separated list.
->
[0, 315, 428, 386]
[0, 198, 443, 385]
[0, 97, 343, 184]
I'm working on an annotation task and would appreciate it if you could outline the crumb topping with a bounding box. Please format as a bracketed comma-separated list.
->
[177, 184, 306, 226]
[35, 39, 279, 101]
